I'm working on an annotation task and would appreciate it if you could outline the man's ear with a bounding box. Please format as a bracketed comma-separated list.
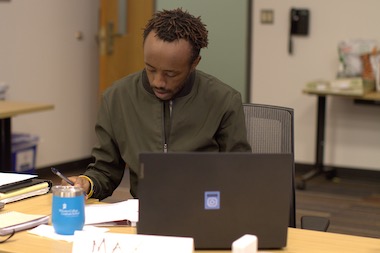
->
[191, 56, 201, 71]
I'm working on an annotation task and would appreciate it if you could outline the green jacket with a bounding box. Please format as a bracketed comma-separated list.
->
[85, 69, 251, 199]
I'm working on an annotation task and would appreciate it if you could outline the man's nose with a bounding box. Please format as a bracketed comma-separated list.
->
[153, 73, 166, 88]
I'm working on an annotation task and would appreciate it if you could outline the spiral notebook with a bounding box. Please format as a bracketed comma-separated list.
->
[0, 211, 49, 236]
[0, 179, 52, 204]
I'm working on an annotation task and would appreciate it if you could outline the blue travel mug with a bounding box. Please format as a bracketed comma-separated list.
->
[51, 185, 85, 235]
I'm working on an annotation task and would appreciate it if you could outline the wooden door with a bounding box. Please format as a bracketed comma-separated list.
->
[98, 0, 154, 96]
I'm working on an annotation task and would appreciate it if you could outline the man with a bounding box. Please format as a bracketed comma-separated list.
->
[66, 8, 251, 199]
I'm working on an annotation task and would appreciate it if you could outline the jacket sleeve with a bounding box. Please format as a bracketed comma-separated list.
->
[84, 95, 126, 200]
[216, 92, 252, 152]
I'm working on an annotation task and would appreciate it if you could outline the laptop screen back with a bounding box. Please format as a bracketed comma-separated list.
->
[137, 152, 293, 249]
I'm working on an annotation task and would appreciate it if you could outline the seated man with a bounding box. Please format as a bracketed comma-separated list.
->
[65, 8, 251, 199]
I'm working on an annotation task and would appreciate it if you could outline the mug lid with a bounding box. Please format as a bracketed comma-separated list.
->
[52, 185, 84, 197]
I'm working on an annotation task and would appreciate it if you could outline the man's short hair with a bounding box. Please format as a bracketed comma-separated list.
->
[143, 8, 208, 64]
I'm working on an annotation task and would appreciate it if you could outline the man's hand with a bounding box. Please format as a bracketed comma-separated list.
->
[61, 176, 91, 199]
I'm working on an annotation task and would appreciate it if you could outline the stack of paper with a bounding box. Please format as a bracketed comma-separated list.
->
[0, 172, 37, 187]
[85, 199, 139, 226]
[0, 172, 52, 204]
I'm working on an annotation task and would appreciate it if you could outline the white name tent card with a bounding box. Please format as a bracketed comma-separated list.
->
[72, 231, 194, 253]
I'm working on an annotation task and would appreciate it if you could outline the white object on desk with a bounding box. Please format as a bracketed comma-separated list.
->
[72, 231, 194, 253]
[28, 224, 109, 242]
[84, 199, 139, 226]
[0, 172, 36, 187]
[232, 234, 258, 253]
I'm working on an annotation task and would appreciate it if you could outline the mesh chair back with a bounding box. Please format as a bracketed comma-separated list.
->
[243, 104, 293, 154]
[243, 103, 296, 228]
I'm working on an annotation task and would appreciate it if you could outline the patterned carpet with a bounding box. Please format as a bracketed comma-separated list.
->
[295, 171, 380, 239]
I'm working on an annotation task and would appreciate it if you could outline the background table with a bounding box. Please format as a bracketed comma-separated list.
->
[298, 90, 380, 189]
[0, 101, 54, 172]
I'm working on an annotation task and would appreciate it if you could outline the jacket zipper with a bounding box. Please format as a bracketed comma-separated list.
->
[162, 100, 173, 153]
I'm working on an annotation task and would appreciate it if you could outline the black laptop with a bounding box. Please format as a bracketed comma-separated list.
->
[137, 152, 293, 250]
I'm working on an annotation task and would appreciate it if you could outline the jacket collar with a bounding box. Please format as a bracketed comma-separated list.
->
[142, 69, 196, 100]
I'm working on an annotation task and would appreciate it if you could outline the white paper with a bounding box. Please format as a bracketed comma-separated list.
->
[0, 172, 37, 187]
[28, 224, 109, 242]
[85, 199, 138, 226]
[0, 211, 47, 229]
[72, 231, 194, 253]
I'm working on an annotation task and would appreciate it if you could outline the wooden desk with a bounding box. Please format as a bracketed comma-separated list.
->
[298, 90, 380, 189]
[1, 194, 379, 253]
[0, 101, 54, 172]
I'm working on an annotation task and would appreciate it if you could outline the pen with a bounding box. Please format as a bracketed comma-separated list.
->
[51, 167, 74, 186]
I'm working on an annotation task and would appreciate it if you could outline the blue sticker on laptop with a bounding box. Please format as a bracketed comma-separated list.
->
[204, 191, 220, 210]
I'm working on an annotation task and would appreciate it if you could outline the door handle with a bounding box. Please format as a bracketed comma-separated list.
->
[106, 22, 122, 55]
[96, 22, 122, 56]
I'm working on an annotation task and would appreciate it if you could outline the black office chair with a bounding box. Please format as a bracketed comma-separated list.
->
[243, 103, 330, 231]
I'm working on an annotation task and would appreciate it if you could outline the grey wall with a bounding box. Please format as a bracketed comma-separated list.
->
[0, 0, 98, 168]
[156, 0, 250, 102]
[252, 0, 380, 171]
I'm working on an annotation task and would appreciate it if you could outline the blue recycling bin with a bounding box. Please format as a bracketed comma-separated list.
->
[11, 133, 39, 173]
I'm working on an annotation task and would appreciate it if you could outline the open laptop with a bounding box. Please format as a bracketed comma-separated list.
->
[137, 152, 293, 250]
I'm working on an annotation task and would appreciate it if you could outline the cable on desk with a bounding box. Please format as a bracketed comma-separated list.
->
[0, 229, 15, 243]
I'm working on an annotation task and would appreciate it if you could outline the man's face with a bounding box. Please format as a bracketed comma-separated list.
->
[143, 31, 199, 100]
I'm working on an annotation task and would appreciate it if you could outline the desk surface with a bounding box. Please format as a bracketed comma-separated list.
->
[0, 101, 54, 119]
[1, 194, 379, 253]
[303, 89, 380, 101]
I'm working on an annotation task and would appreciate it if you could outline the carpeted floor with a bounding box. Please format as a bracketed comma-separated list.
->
[295, 171, 380, 239]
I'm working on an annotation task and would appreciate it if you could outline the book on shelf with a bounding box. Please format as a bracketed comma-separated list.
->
[0, 211, 49, 236]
